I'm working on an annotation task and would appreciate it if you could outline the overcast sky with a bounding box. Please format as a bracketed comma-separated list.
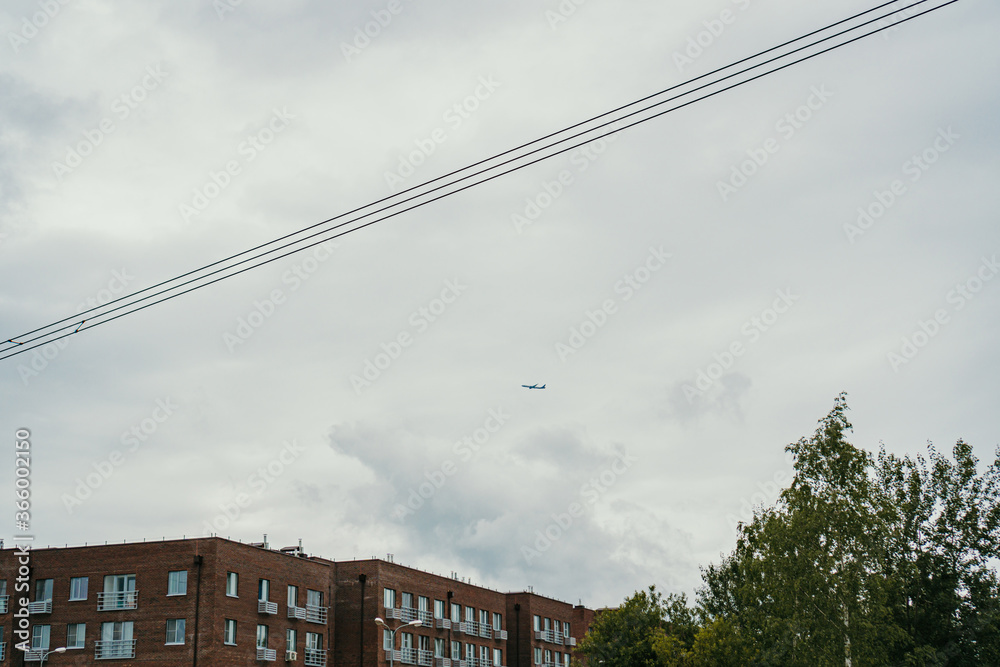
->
[2, 0, 998, 609]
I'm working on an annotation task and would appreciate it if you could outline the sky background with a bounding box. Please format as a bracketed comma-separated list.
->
[1, 0, 998, 609]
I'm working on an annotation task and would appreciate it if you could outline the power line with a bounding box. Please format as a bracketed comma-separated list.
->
[0, 0, 961, 362]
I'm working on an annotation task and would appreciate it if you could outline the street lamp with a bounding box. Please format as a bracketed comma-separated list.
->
[375, 617, 422, 667]
[39, 647, 67, 665]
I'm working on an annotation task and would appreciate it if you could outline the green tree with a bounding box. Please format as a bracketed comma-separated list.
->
[580, 396, 1000, 665]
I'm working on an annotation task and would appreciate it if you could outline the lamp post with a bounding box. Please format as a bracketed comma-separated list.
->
[40, 647, 67, 665]
[375, 617, 421, 667]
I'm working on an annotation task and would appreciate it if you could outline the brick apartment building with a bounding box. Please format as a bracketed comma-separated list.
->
[0, 537, 593, 666]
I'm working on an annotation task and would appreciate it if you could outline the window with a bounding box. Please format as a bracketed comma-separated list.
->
[256, 624, 269, 648]
[287, 584, 299, 608]
[493, 612, 502, 631]
[434, 599, 445, 619]
[450, 602, 461, 622]
[480, 645, 490, 663]
[451, 640, 461, 659]
[564, 622, 570, 639]
[533, 615, 541, 632]
[103, 574, 136, 609]
[544, 618, 551, 632]
[224, 619, 237, 645]
[100, 622, 134, 659]
[31, 624, 50, 650]
[465, 643, 475, 660]
[554, 620, 561, 635]
[287, 628, 297, 651]
[167, 571, 188, 596]
[69, 576, 89, 601]
[401, 632, 413, 650]
[306, 631, 323, 650]
[166, 618, 185, 645]
[66, 623, 85, 649]
[419, 635, 430, 652]
[534, 648, 542, 665]
[434, 637, 445, 657]
[0, 580, 6, 595]
[494, 648, 503, 666]
[34, 579, 53, 602]
[545, 650, 552, 665]
[226, 572, 238, 597]
[401, 591, 413, 609]
[383, 587, 396, 609]
[465, 606, 474, 621]
[480, 609, 489, 626]
[258, 579, 270, 602]
[383, 629, 393, 650]
[306, 589, 324, 608]
[418, 595, 429, 613]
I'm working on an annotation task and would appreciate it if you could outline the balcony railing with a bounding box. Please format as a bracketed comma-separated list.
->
[256, 646, 277, 661]
[417, 649, 433, 666]
[399, 647, 417, 664]
[0, 642, 5, 661]
[258, 599, 278, 615]
[0, 595, 8, 613]
[27, 599, 52, 614]
[534, 629, 561, 645]
[418, 609, 434, 623]
[565, 636, 576, 646]
[387, 606, 418, 622]
[433, 659, 453, 667]
[435, 618, 451, 630]
[304, 648, 328, 666]
[96, 639, 137, 659]
[478, 624, 492, 639]
[305, 604, 328, 624]
[24, 648, 45, 661]
[97, 590, 138, 611]
[495, 629, 508, 641]
[288, 605, 307, 620]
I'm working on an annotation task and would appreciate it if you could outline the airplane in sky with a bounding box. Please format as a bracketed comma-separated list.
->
[521, 384, 546, 389]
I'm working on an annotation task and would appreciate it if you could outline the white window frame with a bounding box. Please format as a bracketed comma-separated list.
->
[226, 572, 238, 597]
[383, 587, 396, 609]
[258, 579, 270, 602]
[167, 570, 188, 596]
[69, 577, 89, 601]
[256, 624, 269, 649]
[494, 648, 503, 666]
[35, 579, 53, 602]
[287, 628, 297, 651]
[66, 622, 85, 649]
[166, 618, 186, 645]
[288, 584, 299, 608]
[306, 631, 323, 650]
[31, 624, 51, 650]
[434, 599, 445, 619]
[493, 612, 502, 631]
[224, 619, 237, 645]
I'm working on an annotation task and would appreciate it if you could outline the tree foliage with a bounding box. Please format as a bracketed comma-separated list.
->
[579, 395, 1000, 666]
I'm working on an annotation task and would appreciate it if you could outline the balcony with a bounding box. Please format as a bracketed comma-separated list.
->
[256, 646, 277, 661]
[305, 604, 328, 624]
[399, 647, 417, 664]
[387, 606, 418, 622]
[418, 609, 434, 624]
[288, 605, 307, 620]
[433, 659, 453, 667]
[478, 624, 492, 639]
[304, 648, 328, 666]
[258, 599, 278, 615]
[417, 649, 433, 666]
[0, 595, 8, 613]
[565, 636, 576, 647]
[0, 642, 5, 661]
[96, 639, 137, 659]
[435, 618, 451, 630]
[495, 630, 508, 641]
[24, 649, 45, 661]
[27, 599, 52, 614]
[533, 629, 561, 645]
[97, 590, 139, 611]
